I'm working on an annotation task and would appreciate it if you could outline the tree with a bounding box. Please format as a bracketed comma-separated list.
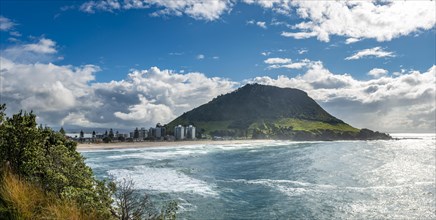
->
[114, 179, 155, 220]
[59, 127, 65, 135]
[118, 136, 125, 142]
[92, 130, 96, 137]
[80, 129, 84, 138]
[0, 105, 114, 218]
[134, 128, 139, 139]
[103, 137, 111, 143]
[109, 129, 114, 139]
[113, 178, 177, 220]
[0, 104, 177, 219]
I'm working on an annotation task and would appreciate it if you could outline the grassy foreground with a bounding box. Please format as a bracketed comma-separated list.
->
[0, 170, 99, 219]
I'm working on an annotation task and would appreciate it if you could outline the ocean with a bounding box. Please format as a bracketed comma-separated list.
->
[81, 133, 435, 219]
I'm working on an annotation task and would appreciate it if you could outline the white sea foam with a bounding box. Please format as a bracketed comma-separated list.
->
[225, 178, 333, 196]
[106, 149, 209, 160]
[108, 166, 217, 197]
[85, 162, 105, 169]
[78, 147, 143, 153]
[104, 141, 294, 160]
[227, 178, 435, 197]
[176, 197, 198, 213]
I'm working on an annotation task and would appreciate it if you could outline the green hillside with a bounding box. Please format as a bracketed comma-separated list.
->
[166, 84, 390, 140]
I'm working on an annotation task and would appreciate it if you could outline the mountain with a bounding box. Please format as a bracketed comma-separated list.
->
[166, 84, 391, 140]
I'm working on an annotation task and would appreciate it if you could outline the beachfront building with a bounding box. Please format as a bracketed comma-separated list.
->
[148, 127, 156, 139]
[157, 127, 166, 139]
[186, 125, 196, 140]
[139, 127, 147, 139]
[147, 123, 166, 140]
[131, 127, 148, 141]
[155, 123, 166, 139]
[174, 125, 196, 140]
[174, 125, 185, 140]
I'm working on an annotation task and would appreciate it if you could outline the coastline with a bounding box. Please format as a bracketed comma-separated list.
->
[76, 139, 273, 151]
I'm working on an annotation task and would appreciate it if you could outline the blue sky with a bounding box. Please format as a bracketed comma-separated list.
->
[0, 0, 435, 132]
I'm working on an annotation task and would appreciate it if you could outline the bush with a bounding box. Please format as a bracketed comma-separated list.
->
[0, 104, 177, 219]
[0, 169, 101, 219]
[0, 104, 114, 219]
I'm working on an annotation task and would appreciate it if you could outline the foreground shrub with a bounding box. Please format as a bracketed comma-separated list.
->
[0, 169, 101, 219]
[0, 104, 114, 218]
[0, 104, 177, 219]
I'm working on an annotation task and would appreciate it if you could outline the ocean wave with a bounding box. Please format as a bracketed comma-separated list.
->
[103, 141, 296, 160]
[108, 166, 218, 197]
[85, 162, 106, 169]
[105, 148, 210, 160]
[176, 197, 198, 213]
[224, 178, 435, 197]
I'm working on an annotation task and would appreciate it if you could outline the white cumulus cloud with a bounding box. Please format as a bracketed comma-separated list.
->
[21, 38, 57, 54]
[80, 0, 231, 21]
[91, 67, 238, 128]
[256, 21, 267, 29]
[80, 0, 121, 13]
[3, 38, 58, 63]
[77, 0, 435, 41]
[0, 16, 16, 31]
[247, 20, 267, 29]
[345, 47, 395, 60]
[251, 0, 436, 42]
[368, 68, 388, 78]
[345, 38, 360, 44]
[264, 57, 312, 69]
[0, 56, 99, 117]
[264, 57, 292, 64]
[297, 49, 308, 54]
[281, 31, 317, 39]
[114, 94, 174, 123]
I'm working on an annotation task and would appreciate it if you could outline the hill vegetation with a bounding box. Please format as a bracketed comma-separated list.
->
[167, 84, 391, 140]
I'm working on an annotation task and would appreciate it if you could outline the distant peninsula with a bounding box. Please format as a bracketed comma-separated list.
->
[167, 84, 391, 141]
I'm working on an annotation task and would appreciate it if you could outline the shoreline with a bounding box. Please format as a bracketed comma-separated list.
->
[76, 139, 273, 151]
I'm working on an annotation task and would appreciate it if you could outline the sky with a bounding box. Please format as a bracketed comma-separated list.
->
[0, 0, 435, 133]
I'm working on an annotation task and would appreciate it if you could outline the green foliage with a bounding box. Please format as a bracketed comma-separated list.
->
[165, 84, 389, 140]
[170, 84, 343, 124]
[0, 105, 114, 219]
[0, 104, 180, 219]
[257, 118, 359, 133]
[166, 84, 347, 138]
[109, 128, 114, 138]
[59, 127, 65, 135]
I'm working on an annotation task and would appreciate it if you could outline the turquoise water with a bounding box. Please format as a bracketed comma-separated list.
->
[81, 134, 435, 219]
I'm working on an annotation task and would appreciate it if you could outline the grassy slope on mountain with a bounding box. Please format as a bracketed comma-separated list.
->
[166, 84, 363, 139]
[250, 118, 359, 133]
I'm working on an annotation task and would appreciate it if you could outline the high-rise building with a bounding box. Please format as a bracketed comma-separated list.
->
[156, 127, 161, 138]
[174, 125, 185, 140]
[186, 125, 196, 140]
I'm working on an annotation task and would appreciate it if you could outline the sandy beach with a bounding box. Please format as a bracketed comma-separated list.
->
[77, 139, 273, 151]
